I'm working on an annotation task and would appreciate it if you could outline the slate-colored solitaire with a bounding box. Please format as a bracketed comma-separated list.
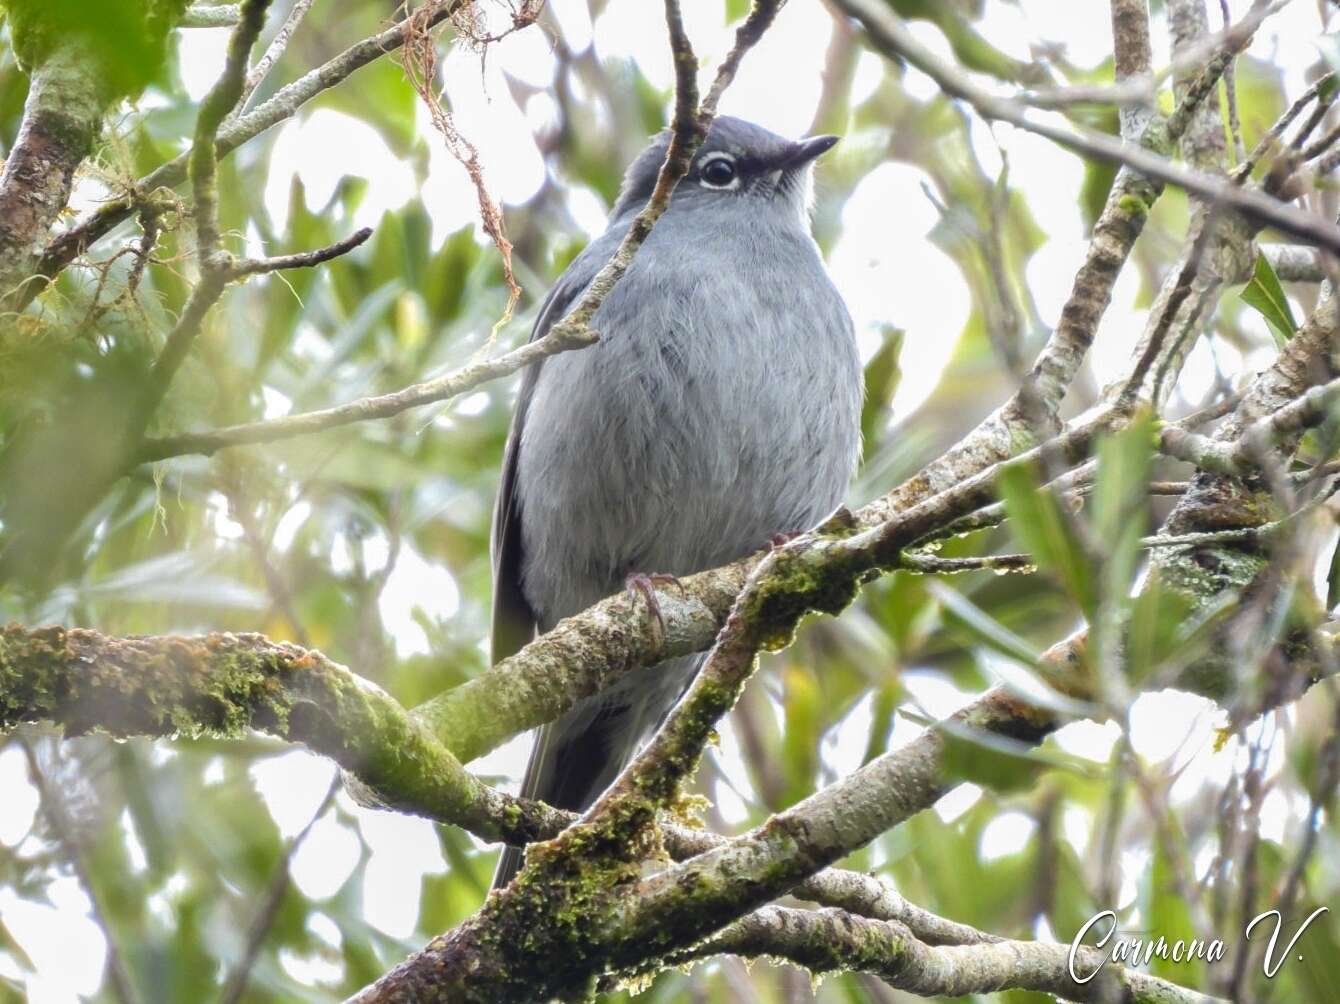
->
[491, 116, 863, 889]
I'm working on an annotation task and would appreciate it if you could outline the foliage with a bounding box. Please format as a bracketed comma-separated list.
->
[0, 1, 1338, 1002]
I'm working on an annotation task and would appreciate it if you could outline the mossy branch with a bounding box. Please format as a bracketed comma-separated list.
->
[0, 623, 560, 844]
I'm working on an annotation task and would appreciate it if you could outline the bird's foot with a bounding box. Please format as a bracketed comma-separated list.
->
[625, 571, 681, 636]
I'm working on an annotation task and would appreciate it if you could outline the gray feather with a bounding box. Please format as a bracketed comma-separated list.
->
[490, 116, 862, 891]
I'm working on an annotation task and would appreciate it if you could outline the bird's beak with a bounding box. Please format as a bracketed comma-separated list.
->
[780, 134, 840, 169]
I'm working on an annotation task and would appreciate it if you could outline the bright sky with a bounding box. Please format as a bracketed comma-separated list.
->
[3, 2, 1334, 1000]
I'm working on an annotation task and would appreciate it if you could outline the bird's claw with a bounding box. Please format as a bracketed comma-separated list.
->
[625, 572, 680, 636]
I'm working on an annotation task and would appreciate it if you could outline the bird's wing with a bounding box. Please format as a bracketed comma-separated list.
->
[490, 227, 629, 891]
[489, 266, 591, 666]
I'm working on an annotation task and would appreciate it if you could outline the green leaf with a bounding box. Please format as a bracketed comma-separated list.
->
[859, 327, 903, 453]
[1317, 34, 1340, 79]
[781, 665, 820, 805]
[1241, 252, 1299, 347]
[1327, 533, 1340, 612]
[1125, 569, 1195, 684]
[998, 460, 1097, 615]
[1091, 410, 1154, 551]
[937, 718, 1094, 794]
[939, 725, 1044, 793]
[1090, 411, 1155, 668]
[929, 581, 1041, 667]
[1322, 73, 1340, 107]
[0, 916, 33, 973]
[1146, 839, 1201, 983]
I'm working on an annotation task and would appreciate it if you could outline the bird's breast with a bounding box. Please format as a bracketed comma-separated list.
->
[515, 229, 860, 625]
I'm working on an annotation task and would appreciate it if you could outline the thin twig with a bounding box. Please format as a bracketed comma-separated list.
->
[237, 0, 318, 112]
[1160, 371, 1340, 476]
[1023, 1, 1279, 116]
[33, 2, 470, 295]
[227, 226, 372, 277]
[837, 0, 1340, 255]
[901, 520, 1288, 576]
[19, 739, 142, 1004]
[139, 0, 274, 422]
[1115, 208, 1219, 411]
[215, 777, 339, 1004]
[138, 311, 593, 461]
[1219, 0, 1247, 163]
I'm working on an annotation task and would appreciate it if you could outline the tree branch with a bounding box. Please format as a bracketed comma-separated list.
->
[1110, 0, 1153, 139]
[237, 0, 317, 112]
[0, 624, 557, 847]
[834, 0, 1340, 255]
[679, 905, 1222, 1004]
[0, 618, 945, 945]
[1160, 367, 1340, 476]
[137, 0, 274, 423]
[139, 314, 597, 461]
[0, 39, 113, 304]
[182, 4, 242, 29]
[32, 1, 470, 297]
[226, 226, 373, 278]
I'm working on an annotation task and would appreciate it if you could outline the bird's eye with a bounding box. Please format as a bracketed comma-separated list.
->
[699, 155, 738, 189]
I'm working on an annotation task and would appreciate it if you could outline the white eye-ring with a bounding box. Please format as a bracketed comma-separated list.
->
[698, 153, 740, 190]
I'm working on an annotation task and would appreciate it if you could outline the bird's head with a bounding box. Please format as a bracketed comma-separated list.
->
[611, 115, 838, 227]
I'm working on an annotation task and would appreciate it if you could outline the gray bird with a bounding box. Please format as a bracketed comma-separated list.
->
[491, 116, 862, 889]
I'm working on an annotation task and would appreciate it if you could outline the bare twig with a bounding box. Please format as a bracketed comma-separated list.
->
[1234, 70, 1335, 181]
[34, 2, 470, 295]
[1023, 1, 1279, 118]
[899, 550, 1037, 574]
[215, 777, 339, 1004]
[19, 739, 142, 1004]
[1160, 363, 1340, 476]
[1114, 208, 1219, 411]
[191, 1, 271, 263]
[237, 0, 318, 111]
[227, 226, 372, 278]
[902, 520, 1289, 576]
[836, 0, 1340, 255]
[138, 298, 590, 461]
[135, 5, 374, 444]
[1218, 0, 1247, 163]
[139, 0, 274, 421]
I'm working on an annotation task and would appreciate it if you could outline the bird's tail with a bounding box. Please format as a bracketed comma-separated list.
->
[491, 655, 701, 892]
